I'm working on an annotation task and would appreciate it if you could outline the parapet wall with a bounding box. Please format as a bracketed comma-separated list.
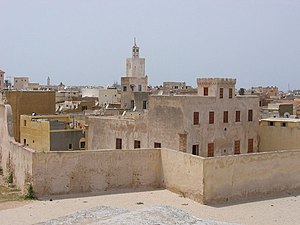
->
[31, 149, 162, 196]
[202, 150, 300, 203]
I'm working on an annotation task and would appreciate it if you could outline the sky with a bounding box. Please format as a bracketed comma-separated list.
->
[0, 0, 300, 90]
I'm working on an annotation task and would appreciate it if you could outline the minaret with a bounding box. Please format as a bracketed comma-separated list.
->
[126, 39, 145, 77]
[121, 40, 149, 110]
[0, 69, 5, 91]
[47, 76, 50, 86]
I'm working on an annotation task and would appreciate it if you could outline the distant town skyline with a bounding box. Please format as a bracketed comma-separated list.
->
[0, 0, 300, 91]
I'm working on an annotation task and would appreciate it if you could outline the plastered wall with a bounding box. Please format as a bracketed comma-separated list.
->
[31, 149, 162, 196]
[202, 150, 300, 203]
[160, 149, 204, 203]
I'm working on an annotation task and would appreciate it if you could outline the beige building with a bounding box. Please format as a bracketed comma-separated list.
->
[259, 117, 300, 152]
[88, 78, 259, 157]
[82, 87, 120, 107]
[0, 69, 4, 91]
[121, 41, 149, 111]
[20, 114, 85, 151]
[14, 77, 29, 90]
[4, 90, 56, 142]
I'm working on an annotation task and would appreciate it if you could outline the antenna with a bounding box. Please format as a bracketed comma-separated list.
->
[134, 37, 136, 46]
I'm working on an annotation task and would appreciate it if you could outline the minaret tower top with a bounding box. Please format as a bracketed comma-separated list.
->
[132, 37, 139, 58]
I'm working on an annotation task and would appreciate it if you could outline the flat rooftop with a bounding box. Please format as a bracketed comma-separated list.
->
[0, 189, 299, 225]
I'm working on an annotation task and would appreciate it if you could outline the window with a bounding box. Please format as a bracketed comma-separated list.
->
[248, 109, 253, 121]
[281, 122, 287, 127]
[193, 112, 199, 125]
[80, 141, 85, 149]
[208, 143, 214, 157]
[24, 120, 27, 126]
[154, 142, 161, 148]
[116, 138, 122, 149]
[24, 139, 27, 145]
[138, 85, 142, 91]
[68, 144, 73, 150]
[209, 111, 214, 124]
[234, 140, 240, 154]
[143, 100, 147, 110]
[123, 86, 127, 92]
[204, 87, 208, 96]
[235, 111, 241, 122]
[192, 145, 199, 155]
[130, 100, 135, 109]
[134, 140, 141, 149]
[219, 88, 223, 99]
[229, 88, 233, 99]
[223, 111, 228, 123]
[81, 106, 88, 111]
[268, 121, 275, 126]
[248, 139, 253, 153]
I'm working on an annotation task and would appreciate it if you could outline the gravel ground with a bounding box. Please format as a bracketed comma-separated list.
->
[35, 205, 237, 225]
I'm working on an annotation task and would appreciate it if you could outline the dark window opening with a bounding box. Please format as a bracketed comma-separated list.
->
[193, 112, 199, 125]
[80, 141, 86, 149]
[234, 140, 240, 154]
[134, 140, 141, 149]
[248, 139, 254, 153]
[192, 145, 199, 155]
[116, 138, 122, 149]
[123, 86, 127, 92]
[208, 143, 214, 157]
[143, 100, 147, 109]
[68, 144, 73, 150]
[248, 109, 253, 121]
[268, 121, 275, 126]
[220, 88, 223, 99]
[223, 111, 228, 123]
[204, 87, 208, 96]
[236, 111, 241, 122]
[154, 142, 161, 148]
[229, 88, 233, 99]
[209, 111, 214, 124]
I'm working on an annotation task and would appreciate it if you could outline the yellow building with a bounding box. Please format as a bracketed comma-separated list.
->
[4, 90, 56, 142]
[20, 114, 85, 152]
[259, 118, 300, 152]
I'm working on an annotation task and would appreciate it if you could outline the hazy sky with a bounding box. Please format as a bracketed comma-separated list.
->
[1, 0, 300, 90]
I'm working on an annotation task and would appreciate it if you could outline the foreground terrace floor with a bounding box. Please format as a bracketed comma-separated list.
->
[0, 188, 299, 225]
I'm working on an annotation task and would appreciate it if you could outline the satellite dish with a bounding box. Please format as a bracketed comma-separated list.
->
[122, 111, 126, 116]
[284, 112, 290, 118]
[105, 104, 109, 109]
[133, 106, 136, 111]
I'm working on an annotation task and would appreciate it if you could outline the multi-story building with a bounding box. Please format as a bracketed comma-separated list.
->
[14, 77, 29, 90]
[87, 78, 259, 157]
[4, 90, 56, 142]
[20, 114, 85, 151]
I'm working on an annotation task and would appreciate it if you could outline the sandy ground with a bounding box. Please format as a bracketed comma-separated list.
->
[0, 188, 299, 225]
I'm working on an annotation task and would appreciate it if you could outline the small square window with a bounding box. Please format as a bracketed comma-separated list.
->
[154, 142, 161, 148]
[281, 122, 287, 127]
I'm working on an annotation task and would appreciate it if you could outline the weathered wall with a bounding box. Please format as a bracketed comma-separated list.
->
[31, 149, 162, 196]
[259, 124, 300, 152]
[160, 149, 204, 203]
[0, 102, 33, 191]
[87, 115, 148, 150]
[202, 150, 300, 203]
[5, 91, 56, 142]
